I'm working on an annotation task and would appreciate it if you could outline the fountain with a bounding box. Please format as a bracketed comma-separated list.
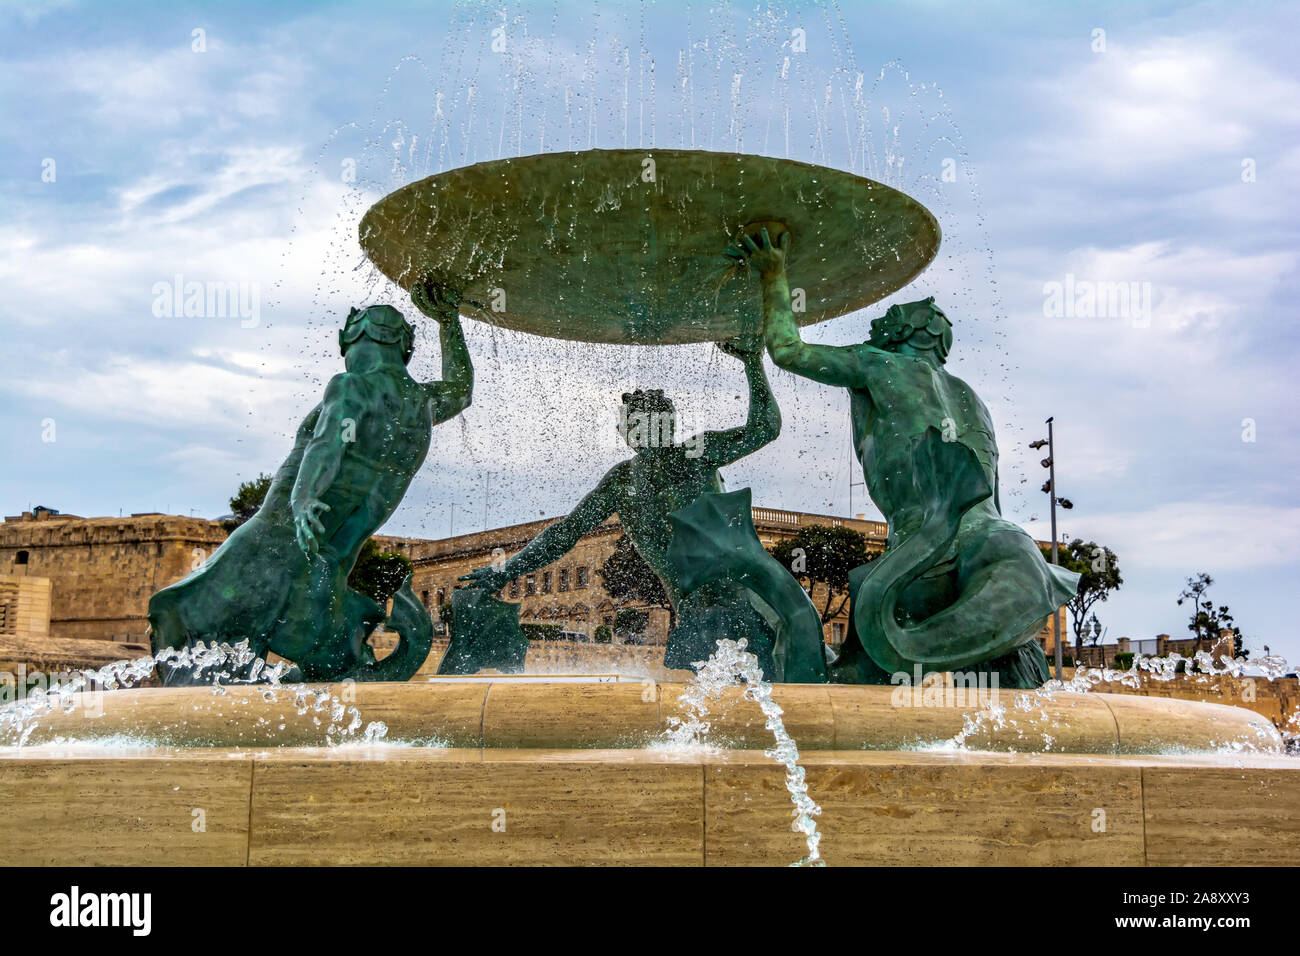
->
[2, 143, 1296, 867]
[3, 0, 1298, 865]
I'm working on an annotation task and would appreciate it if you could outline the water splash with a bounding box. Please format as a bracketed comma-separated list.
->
[947, 649, 1297, 754]
[663, 638, 824, 867]
[0, 641, 388, 749]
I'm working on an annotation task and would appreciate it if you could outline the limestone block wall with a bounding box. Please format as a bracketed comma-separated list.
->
[0, 514, 227, 644]
[0, 575, 50, 638]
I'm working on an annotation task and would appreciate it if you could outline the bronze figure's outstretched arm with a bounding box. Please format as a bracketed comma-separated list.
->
[728, 228, 866, 388]
[699, 334, 781, 467]
[459, 463, 626, 593]
[411, 280, 474, 422]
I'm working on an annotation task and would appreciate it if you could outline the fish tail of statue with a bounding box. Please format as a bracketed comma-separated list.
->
[347, 575, 433, 682]
[666, 488, 828, 683]
[437, 587, 529, 675]
[851, 428, 1080, 687]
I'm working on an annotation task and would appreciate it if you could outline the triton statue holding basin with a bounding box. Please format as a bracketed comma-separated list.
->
[458, 338, 828, 683]
[731, 226, 1079, 688]
[147, 283, 474, 685]
[358, 147, 1070, 685]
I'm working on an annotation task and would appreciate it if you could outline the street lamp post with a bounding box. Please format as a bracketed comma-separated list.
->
[1048, 418, 1061, 680]
[1031, 417, 1073, 681]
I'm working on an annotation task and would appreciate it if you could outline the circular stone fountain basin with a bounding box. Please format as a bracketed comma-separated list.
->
[359, 149, 941, 344]
[5, 680, 1282, 754]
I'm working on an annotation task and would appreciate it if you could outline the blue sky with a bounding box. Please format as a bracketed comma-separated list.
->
[2, 0, 1298, 658]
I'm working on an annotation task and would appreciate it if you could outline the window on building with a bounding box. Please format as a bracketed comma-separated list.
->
[509, 578, 520, 599]
[542, 571, 552, 593]
[436, 587, 446, 607]
[525, 575, 536, 596]
[576, 566, 588, 589]
[558, 569, 569, 592]
[14, 551, 29, 565]
[421, 590, 429, 608]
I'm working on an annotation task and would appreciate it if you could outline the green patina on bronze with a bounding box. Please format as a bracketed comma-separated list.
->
[457, 337, 827, 682]
[148, 283, 473, 684]
[358, 148, 940, 681]
[732, 227, 1080, 688]
[148, 147, 1066, 689]
[666, 487, 828, 683]
[359, 149, 940, 345]
[439, 588, 529, 676]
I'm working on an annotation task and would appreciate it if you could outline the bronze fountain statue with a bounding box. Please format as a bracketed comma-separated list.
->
[457, 338, 828, 683]
[732, 227, 1078, 687]
[148, 284, 472, 684]
[147, 148, 1077, 689]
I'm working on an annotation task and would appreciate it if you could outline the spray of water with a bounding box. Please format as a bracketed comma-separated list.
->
[0, 642, 388, 749]
[947, 648, 1296, 753]
[663, 638, 824, 867]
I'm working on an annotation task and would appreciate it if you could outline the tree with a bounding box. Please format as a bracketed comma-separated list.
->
[1177, 572, 1242, 657]
[223, 473, 272, 531]
[1037, 539, 1121, 654]
[521, 622, 563, 641]
[348, 538, 413, 607]
[614, 608, 650, 644]
[599, 535, 674, 628]
[766, 524, 874, 623]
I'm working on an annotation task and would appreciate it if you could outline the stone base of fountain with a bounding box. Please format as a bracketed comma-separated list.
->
[2, 680, 1295, 866]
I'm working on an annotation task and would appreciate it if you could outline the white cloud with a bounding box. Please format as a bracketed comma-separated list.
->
[7, 353, 302, 432]
[1029, 33, 1300, 175]
[1038, 240, 1293, 337]
[0, 0, 79, 27]
[1026, 501, 1300, 571]
[117, 146, 304, 225]
[162, 443, 260, 479]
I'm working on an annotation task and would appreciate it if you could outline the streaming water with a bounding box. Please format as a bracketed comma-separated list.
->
[947, 648, 1297, 754]
[245, 3, 1024, 551]
[663, 638, 824, 867]
[0, 642, 388, 749]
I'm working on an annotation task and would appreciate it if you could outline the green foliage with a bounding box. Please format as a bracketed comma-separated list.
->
[521, 622, 563, 642]
[347, 538, 412, 607]
[614, 608, 649, 641]
[766, 524, 874, 623]
[1038, 539, 1122, 650]
[223, 473, 272, 531]
[1176, 572, 1243, 656]
[599, 535, 673, 624]
[1113, 652, 1134, 671]
[593, 624, 613, 644]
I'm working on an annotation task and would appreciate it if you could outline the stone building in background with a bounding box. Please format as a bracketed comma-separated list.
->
[0, 507, 226, 646]
[0, 506, 227, 672]
[397, 507, 891, 647]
